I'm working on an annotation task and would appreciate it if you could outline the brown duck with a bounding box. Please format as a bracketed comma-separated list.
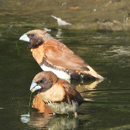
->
[30, 71, 85, 117]
[19, 29, 103, 82]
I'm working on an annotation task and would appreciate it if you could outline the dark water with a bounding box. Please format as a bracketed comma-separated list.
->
[1, 1, 130, 130]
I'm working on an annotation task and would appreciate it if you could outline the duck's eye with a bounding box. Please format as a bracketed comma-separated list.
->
[38, 79, 43, 83]
[30, 34, 35, 38]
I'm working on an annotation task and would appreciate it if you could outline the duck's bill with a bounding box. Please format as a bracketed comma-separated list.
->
[30, 81, 41, 93]
[19, 34, 30, 42]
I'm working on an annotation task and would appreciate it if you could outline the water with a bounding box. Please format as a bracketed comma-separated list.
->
[0, 0, 130, 130]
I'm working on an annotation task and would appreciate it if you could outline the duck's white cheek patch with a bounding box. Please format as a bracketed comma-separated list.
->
[40, 64, 70, 83]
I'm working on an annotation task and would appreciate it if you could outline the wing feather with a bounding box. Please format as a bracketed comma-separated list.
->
[44, 46, 89, 71]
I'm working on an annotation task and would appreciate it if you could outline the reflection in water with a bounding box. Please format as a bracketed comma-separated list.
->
[21, 112, 78, 130]
[28, 112, 52, 129]
[75, 79, 103, 91]
[106, 46, 130, 57]
[104, 45, 130, 67]
[56, 29, 62, 39]
[76, 80, 103, 99]
[71, 79, 103, 98]
[21, 114, 30, 123]
[48, 115, 78, 130]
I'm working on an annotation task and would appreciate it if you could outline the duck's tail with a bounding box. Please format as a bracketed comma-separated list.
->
[82, 65, 104, 80]
[83, 98, 94, 102]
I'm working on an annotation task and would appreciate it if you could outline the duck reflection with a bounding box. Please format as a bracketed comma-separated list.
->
[74, 79, 103, 97]
[28, 112, 52, 129]
[25, 112, 78, 130]
[47, 115, 79, 130]
[72, 79, 103, 91]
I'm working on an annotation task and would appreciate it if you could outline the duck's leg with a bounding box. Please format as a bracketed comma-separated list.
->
[52, 112, 56, 116]
[74, 112, 78, 118]
[80, 74, 84, 84]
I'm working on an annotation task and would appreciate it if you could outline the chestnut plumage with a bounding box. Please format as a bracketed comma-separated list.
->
[19, 29, 103, 82]
[32, 93, 53, 113]
[30, 71, 84, 117]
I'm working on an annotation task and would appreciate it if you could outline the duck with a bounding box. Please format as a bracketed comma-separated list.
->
[19, 29, 103, 82]
[30, 71, 85, 117]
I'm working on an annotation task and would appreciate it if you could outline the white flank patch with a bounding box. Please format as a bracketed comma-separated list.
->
[40, 64, 70, 83]
[47, 101, 79, 114]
